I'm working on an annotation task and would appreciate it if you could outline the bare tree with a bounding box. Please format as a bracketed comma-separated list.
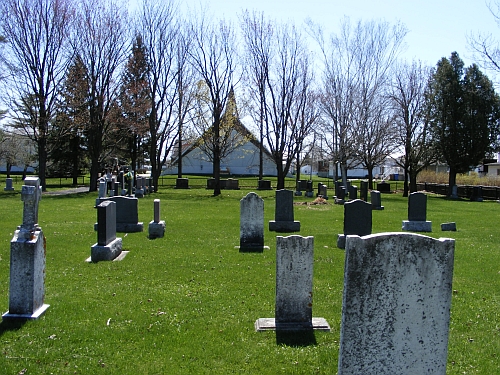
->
[189, 13, 238, 196]
[468, 1, 500, 75]
[242, 16, 317, 190]
[309, 17, 407, 188]
[135, 0, 196, 191]
[389, 60, 436, 196]
[0, 0, 73, 190]
[72, 0, 129, 191]
[240, 10, 272, 181]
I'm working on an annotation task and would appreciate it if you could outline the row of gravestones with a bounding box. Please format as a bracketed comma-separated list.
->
[98, 175, 153, 200]
[239, 190, 455, 374]
[3, 181, 456, 374]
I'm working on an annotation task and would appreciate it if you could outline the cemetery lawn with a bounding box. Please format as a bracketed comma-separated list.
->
[0, 183, 498, 374]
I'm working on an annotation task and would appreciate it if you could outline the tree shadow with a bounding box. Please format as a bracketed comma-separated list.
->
[276, 329, 317, 346]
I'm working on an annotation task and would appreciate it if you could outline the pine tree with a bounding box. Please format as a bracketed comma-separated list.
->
[427, 52, 500, 196]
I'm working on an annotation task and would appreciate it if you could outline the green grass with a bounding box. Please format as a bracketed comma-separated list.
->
[0, 180, 498, 374]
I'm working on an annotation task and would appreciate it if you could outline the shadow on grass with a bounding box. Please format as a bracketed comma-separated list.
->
[276, 329, 317, 346]
[0, 319, 27, 337]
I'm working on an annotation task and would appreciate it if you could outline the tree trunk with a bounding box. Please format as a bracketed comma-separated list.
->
[403, 166, 409, 197]
[409, 171, 418, 194]
[367, 166, 374, 190]
[448, 167, 457, 197]
[340, 162, 348, 190]
[6, 162, 11, 179]
[276, 166, 286, 190]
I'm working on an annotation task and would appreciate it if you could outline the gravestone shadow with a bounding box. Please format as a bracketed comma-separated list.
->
[276, 329, 317, 346]
[0, 319, 27, 337]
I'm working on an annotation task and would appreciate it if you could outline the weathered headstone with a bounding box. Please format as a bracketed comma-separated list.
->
[269, 189, 300, 232]
[337, 199, 372, 249]
[90, 201, 123, 262]
[238, 192, 268, 252]
[96, 196, 144, 232]
[4, 177, 14, 191]
[255, 235, 330, 331]
[370, 190, 384, 210]
[339, 232, 455, 375]
[402, 192, 432, 232]
[3, 177, 49, 319]
[148, 199, 166, 239]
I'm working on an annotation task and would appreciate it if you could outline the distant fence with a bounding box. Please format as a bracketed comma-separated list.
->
[416, 182, 500, 200]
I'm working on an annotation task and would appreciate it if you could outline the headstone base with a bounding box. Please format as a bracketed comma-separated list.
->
[269, 221, 300, 232]
[3, 304, 50, 320]
[372, 205, 384, 210]
[305, 192, 314, 197]
[116, 222, 143, 232]
[441, 222, 457, 231]
[294, 191, 302, 196]
[90, 237, 123, 262]
[334, 197, 345, 205]
[148, 220, 165, 239]
[135, 189, 144, 198]
[4, 187, 14, 191]
[402, 220, 432, 232]
[254, 317, 330, 332]
[236, 245, 270, 253]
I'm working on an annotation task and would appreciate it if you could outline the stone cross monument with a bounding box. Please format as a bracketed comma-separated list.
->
[3, 177, 50, 319]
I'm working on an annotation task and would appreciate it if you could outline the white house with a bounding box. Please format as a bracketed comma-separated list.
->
[163, 92, 278, 176]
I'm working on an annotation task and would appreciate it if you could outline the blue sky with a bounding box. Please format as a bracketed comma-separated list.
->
[171, 0, 500, 70]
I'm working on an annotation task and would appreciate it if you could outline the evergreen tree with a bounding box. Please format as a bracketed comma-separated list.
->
[50, 55, 89, 185]
[118, 34, 151, 177]
[426, 52, 500, 196]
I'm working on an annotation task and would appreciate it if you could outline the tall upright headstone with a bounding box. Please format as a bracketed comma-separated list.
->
[359, 181, 368, 201]
[337, 199, 372, 249]
[148, 199, 166, 239]
[255, 235, 330, 331]
[90, 201, 123, 262]
[269, 189, 300, 232]
[402, 192, 432, 232]
[3, 177, 49, 319]
[135, 176, 144, 198]
[238, 192, 267, 252]
[96, 196, 144, 232]
[338, 232, 455, 375]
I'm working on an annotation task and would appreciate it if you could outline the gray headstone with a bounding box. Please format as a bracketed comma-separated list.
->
[98, 180, 107, 198]
[148, 199, 165, 239]
[97, 196, 143, 232]
[239, 192, 265, 251]
[154, 199, 161, 223]
[441, 222, 457, 231]
[97, 201, 116, 246]
[3, 176, 49, 319]
[269, 189, 300, 232]
[4, 177, 14, 191]
[20, 177, 42, 235]
[408, 192, 427, 221]
[275, 235, 314, 327]
[339, 233, 455, 375]
[370, 190, 384, 210]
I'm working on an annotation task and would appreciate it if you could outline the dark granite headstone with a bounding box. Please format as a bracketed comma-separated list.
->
[269, 189, 300, 232]
[408, 192, 427, 221]
[97, 201, 116, 246]
[360, 181, 368, 201]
